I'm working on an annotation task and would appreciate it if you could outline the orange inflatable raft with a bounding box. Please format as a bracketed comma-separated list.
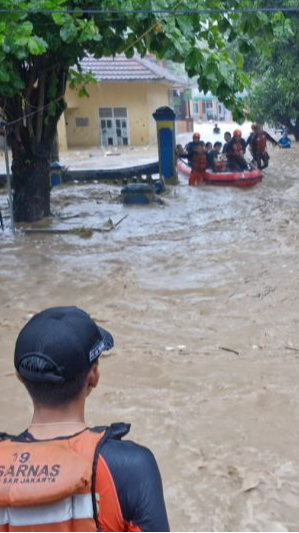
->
[177, 159, 263, 188]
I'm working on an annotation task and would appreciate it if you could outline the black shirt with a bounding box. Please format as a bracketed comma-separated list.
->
[185, 140, 200, 156]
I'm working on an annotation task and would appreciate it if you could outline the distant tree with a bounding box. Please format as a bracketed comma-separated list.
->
[248, 64, 299, 140]
[247, 0, 299, 138]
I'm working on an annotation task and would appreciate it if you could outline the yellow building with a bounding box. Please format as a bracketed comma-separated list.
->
[62, 55, 185, 149]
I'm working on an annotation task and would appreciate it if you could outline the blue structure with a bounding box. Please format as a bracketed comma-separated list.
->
[49, 161, 64, 188]
[152, 106, 178, 185]
[278, 135, 292, 149]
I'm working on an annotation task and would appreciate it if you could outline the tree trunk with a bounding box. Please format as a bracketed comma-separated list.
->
[50, 132, 59, 163]
[1, 62, 67, 222]
[12, 142, 51, 223]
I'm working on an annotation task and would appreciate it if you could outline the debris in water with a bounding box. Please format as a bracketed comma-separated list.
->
[22, 215, 129, 237]
[178, 344, 187, 352]
[219, 346, 240, 356]
[70, 227, 93, 239]
[101, 214, 129, 232]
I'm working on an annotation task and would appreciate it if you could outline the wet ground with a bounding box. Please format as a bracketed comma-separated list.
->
[1, 128, 299, 531]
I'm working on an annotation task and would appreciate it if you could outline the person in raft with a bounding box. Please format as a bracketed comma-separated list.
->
[175, 143, 187, 159]
[222, 131, 232, 154]
[207, 142, 226, 172]
[226, 129, 248, 171]
[250, 124, 278, 170]
[189, 140, 208, 186]
[0, 306, 170, 532]
[205, 141, 213, 153]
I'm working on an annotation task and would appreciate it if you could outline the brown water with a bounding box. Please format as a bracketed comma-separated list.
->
[1, 146, 299, 531]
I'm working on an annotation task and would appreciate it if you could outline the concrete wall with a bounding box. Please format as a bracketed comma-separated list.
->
[64, 81, 170, 148]
[175, 120, 191, 134]
[57, 115, 68, 151]
[146, 84, 171, 144]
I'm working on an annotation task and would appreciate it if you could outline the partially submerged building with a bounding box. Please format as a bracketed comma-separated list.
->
[60, 55, 187, 149]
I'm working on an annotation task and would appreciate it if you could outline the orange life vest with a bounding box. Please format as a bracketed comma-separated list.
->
[255, 133, 267, 154]
[192, 152, 208, 172]
[0, 429, 106, 532]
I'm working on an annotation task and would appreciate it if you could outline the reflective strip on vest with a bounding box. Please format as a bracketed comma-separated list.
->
[0, 494, 94, 527]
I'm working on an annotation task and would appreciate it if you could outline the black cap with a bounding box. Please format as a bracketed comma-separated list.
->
[14, 306, 114, 384]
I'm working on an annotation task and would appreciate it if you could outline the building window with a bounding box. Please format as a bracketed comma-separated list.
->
[114, 107, 128, 118]
[218, 103, 225, 119]
[193, 102, 199, 115]
[203, 101, 213, 119]
[99, 107, 129, 146]
[75, 117, 89, 127]
[203, 101, 213, 110]
[99, 108, 113, 118]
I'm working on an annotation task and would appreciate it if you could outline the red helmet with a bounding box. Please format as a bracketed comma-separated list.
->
[193, 132, 200, 140]
[233, 129, 242, 137]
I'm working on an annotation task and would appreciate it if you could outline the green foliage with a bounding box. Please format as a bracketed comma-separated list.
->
[0, 0, 282, 131]
[247, 0, 299, 133]
[248, 57, 299, 124]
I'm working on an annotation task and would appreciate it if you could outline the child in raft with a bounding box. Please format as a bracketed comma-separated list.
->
[208, 141, 227, 172]
[205, 141, 213, 153]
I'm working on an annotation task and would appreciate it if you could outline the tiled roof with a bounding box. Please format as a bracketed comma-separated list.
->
[80, 55, 184, 85]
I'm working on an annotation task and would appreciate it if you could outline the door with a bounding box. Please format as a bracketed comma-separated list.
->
[99, 108, 114, 146]
[99, 107, 129, 146]
[114, 108, 129, 146]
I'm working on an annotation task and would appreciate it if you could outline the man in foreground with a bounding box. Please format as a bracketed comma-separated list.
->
[0, 306, 169, 532]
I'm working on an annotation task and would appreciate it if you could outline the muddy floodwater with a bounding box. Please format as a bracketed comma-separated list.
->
[1, 141, 299, 531]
